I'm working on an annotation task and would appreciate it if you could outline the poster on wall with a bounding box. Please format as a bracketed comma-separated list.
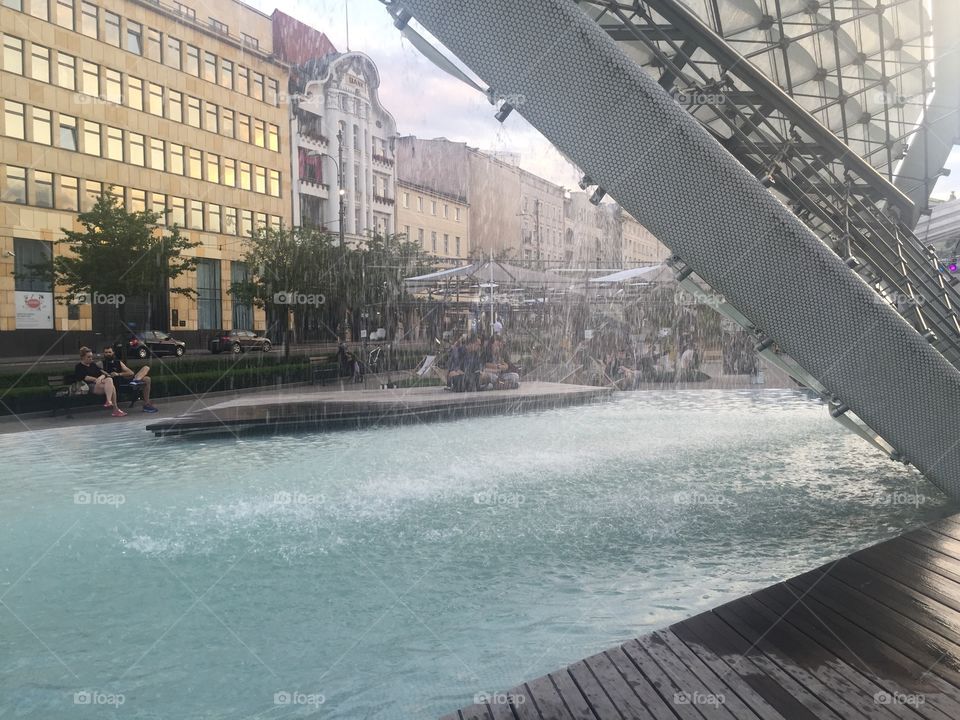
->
[15, 291, 54, 329]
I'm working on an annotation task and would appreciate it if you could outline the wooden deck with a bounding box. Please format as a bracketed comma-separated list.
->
[145, 381, 612, 438]
[444, 513, 960, 720]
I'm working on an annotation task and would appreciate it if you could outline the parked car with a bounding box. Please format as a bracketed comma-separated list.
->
[114, 331, 186, 359]
[209, 329, 272, 354]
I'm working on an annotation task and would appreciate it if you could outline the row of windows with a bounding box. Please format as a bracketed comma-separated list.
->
[1, 0, 280, 106]
[2, 34, 281, 152]
[400, 191, 463, 221]
[2, 166, 282, 236]
[401, 225, 464, 257]
[3, 101, 282, 197]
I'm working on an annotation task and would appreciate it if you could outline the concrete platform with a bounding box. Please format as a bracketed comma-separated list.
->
[145, 381, 612, 438]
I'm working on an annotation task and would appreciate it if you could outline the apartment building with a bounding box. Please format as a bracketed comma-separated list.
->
[395, 179, 468, 265]
[0, 0, 291, 354]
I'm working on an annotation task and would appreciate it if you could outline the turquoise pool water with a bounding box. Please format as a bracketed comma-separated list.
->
[0, 390, 953, 718]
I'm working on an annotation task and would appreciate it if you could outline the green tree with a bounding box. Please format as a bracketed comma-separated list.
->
[19, 191, 199, 332]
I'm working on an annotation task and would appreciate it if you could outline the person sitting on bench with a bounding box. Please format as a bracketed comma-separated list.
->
[74, 346, 126, 417]
[449, 335, 482, 392]
[480, 336, 520, 390]
[102, 346, 157, 413]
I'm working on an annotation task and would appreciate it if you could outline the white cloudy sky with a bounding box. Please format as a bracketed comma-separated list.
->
[251, 0, 960, 200]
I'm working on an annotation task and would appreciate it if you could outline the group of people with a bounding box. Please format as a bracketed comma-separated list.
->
[446, 334, 520, 392]
[74, 346, 157, 417]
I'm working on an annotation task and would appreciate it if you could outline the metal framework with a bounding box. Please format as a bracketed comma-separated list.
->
[578, 0, 960, 371]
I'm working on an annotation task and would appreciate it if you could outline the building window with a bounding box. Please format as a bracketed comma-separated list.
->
[104, 68, 121, 103]
[221, 108, 234, 138]
[105, 126, 122, 161]
[3, 0, 22, 11]
[146, 28, 161, 62]
[165, 37, 181, 70]
[189, 200, 203, 230]
[254, 166, 266, 194]
[417, 196, 422, 212]
[81, 60, 98, 97]
[150, 138, 165, 171]
[239, 163, 251, 191]
[237, 65, 248, 95]
[240, 33, 258, 49]
[129, 188, 146, 213]
[402, 192, 409, 208]
[56, 52, 75, 90]
[456, 237, 461, 255]
[251, 71, 264, 101]
[188, 149, 201, 179]
[4, 101, 25, 140]
[59, 175, 79, 211]
[186, 97, 200, 128]
[3, 166, 27, 204]
[168, 90, 182, 122]
[169, 143, 184, 174]
[82, 120, 100, 156]
[224, 206, 237, 235]
[443, 204, 449, 219]
[267, 78, 279, 106]
[204, 103, 218, 133]
[150, 192, 165, 219]
[55, 0, 73, 29]
[444, 234, 449, 255]
[431, 231, 437, 252]
[83, 180, 101, 209]
[4, 36, 23, 76]
[127, 76, 143, 111]
[354, 163, 360, 193]
[32, 108, 52, 145]
[207, 203, 221, 233]
[455, 207, 461, 222]
[14, 239, 53, 298]
[169, 197, 185, 226]
[129, 132, 145, 166]
[352, 124, 360, 149]
[126, 21, 142, 54]
[430, 200, 436, 216]
[29, 0, 48, 20]
[196, 258, 221, 329]
[58, 114, 77, 149]
[220, 59, 233, 89]
[268, 169, 280, 197]
[79, 0, 98, 38]
[148, 83, 163, 116]
[223, 158, 235, 187]
[31, 44, 50, 83]
[417, 228, 424, 245]
[237, 114, 250, 143]
[240, 209, 252, 237]
[203, 51, 216, 83]
[210, 17, 228, 35]
[185, 44, 199, 76]
[104, 11, 120, 46]
[267, 123, 279, 152]
[206, 153, 219, 183]
[253, 119, 265, 147]
[403, 224, 410, 238]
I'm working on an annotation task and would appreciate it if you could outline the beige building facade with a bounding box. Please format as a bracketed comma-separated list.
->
[620, 210, 671, 266]
[395, 179, 469, 264]
[0, 0, 291, 355]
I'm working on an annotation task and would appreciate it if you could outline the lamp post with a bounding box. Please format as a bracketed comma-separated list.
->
[305, 131, 346, 259]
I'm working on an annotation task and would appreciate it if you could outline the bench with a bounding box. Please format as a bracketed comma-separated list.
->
[309, 357, 342, 386]
[48, 373, 143, 417]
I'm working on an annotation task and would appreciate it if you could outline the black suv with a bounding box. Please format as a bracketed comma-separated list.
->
[209, 330, 272, 354]
[115, 331, 186, 359]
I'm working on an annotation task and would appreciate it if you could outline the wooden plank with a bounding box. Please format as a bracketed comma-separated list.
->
[853, 548, 960, 617]
[458, 706, 494, 720]
[581, 650, 661, 719]
[787, 571, 960, 689]
[547, 670, 597, 720]
[653, 629, 785, 720]
[566, 661, 625, 720]
[602, 645, 685, 720]
[620, 640, 731, 720]
[524, 676, 575, 720]
[487, 699, 517, 720]
[753, 583, 959, 720]
[511, 683, 543, 720]
[717, 596, 908, 720]
[905, 529, 960, 562]
[856, 540, 960, 590]
[673, 611, 831, 720]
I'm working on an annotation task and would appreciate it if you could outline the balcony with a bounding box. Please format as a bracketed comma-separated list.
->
[372, 153, 395, 168]
[297, 127, 329, 147]
[373, 194, 395, 207]
[299, 179, 330, 199]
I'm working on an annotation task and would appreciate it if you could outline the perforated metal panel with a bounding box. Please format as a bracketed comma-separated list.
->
[399, 0, 960, 499]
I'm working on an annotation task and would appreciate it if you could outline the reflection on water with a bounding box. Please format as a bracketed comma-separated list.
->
[0, 390, 953, 718]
